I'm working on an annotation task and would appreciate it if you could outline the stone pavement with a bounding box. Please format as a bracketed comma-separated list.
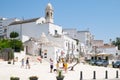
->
[0, 61, 120, 80]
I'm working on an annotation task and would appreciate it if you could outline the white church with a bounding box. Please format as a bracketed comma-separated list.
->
[6, 3, 78, 62]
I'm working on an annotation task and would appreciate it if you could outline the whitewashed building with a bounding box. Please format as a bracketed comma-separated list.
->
[76, 30, 93, 47]
[63, 28, 77, 39]
[48, 34, 77, 56]
[7, 3, 62, 42]
[97, 44, 118, 55]
[6, 3, 77, 62]
[0, 18, 20, 38]
[23, 32, 77, 62]
[63, 29, 94, 57]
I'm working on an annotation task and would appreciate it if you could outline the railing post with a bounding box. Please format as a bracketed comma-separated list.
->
[93, 71, 96, 79]
[80, 71, 83, 80]
[105, 70, 108, 79]
[116, 70, 119, 78]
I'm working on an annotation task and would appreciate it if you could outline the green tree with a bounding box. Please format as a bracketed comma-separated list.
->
[0, 39, 23, 52]
[10, 32, 19, 38]
[0, 39, 11, 49]
[9, 39, 23, 52]
[112, 37, 120, 50]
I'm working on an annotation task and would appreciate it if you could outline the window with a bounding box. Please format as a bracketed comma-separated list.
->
[4, 29, 7, 32]
[55, 30, 57, 35]
[66, 42, 67, 47]
[42, 21, 44, 24]
[51, 12, 52, 17]
[46, 12, 49, 17]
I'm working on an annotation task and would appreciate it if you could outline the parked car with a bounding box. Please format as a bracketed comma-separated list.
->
[96, 60, 109, 67]
[89, 60, 96, 65]
[112, 61, 120, 68]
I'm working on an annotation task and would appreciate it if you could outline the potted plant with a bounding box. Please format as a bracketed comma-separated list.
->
[56, 70, 64, 80]
[29, 76, 38, 80]
[8, 60, 11, 64]
[10, 77, 20, 80]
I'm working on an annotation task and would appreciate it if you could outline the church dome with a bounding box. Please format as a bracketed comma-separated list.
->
[46, 3, 53, 10]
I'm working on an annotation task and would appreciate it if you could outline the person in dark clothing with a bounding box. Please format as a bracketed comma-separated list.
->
[50, 58, 53, 73]
[26, 57, 30, 69]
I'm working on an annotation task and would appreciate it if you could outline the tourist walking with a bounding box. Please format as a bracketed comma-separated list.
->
[64, 61, 68, 73]
[50, 58, 54, 73]
[37, 56, 42, 63]
[13, 59, 15, 65]
[63, 61, 65, 69]
[26, 57, 30, 69]
[21, 58, 24, 68]
[56, 61, 59, 72]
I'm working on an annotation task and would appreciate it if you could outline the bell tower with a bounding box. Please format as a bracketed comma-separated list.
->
[45, 3, 54, 23]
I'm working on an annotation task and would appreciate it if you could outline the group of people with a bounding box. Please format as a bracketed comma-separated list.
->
[21, 57, 30, 69]
[20, 57, 68, 72]
[49, 58, 68, 73]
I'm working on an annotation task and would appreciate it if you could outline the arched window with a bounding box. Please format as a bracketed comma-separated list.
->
[46, 12, 49, 17]
[55, 30, 57, 35]
[51, 12, 52, 17]
[42, 21, 44, 23]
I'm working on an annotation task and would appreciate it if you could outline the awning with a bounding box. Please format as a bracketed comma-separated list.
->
[97, 53, 111, 56]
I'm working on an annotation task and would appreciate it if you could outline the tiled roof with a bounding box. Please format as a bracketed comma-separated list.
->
[77, 30, 90, 33]
[9, 17, 39, 26]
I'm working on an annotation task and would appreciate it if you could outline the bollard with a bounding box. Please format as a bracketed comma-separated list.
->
[116, 70, 119, 78]
[105, 70, 108, 79]
[80, 71, 83, 80]
[93, 71, 96, 79]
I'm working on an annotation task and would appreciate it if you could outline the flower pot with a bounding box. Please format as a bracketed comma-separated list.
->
[56, 70, 64, 80]
[8, 61, 11, 64]
[56, 76, 64, 80]
[10, 77, 20, 80]
[29, 76, 38, 80]
[29, 79, 38, 80]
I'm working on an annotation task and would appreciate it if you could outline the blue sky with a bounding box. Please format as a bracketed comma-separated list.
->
[0, 0, 120, 43]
